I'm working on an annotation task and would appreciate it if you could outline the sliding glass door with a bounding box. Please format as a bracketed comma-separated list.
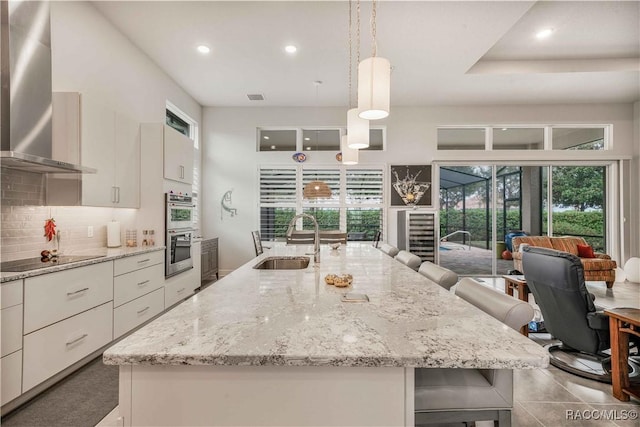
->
[439, 164, 608, 276]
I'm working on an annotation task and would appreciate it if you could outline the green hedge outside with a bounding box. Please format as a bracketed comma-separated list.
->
[440, 208, 605, 251]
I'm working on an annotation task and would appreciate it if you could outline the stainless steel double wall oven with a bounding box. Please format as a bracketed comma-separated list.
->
[165, 193, 195, 277]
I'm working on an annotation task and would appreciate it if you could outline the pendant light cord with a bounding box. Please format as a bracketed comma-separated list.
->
[371, 0, 377, 58]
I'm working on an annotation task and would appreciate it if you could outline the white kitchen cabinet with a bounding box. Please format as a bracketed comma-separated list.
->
[113, 263, 164, 308]
[82, 96, 140, 208]
[24, 261, 114, 334]
[164, 266, 198, 309]
[112, 251, 166, 339]
[113, 288, 164, 339]
[163, 124, 194, 184]
[22, 302, 113, 392]
[48, 93, 140, 208]
[1, 280, 23, 406]
[1, 351, 22, 406]
[113, 251, 164, 277]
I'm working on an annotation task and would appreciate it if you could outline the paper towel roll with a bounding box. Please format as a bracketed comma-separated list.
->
[107, 221, 121, 248]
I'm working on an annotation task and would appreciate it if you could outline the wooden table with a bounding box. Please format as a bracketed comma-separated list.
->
[604, 307, 640, 402]
[503, 275, 530, 336]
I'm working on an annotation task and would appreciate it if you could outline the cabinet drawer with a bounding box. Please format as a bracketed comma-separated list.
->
[1, 350, 22, 406]
[24, 262, 113, 334]
[114, 263, 164, 308]
[1, 280, 23, 309]
[164, 269, 197, 308]
[113, 288, 164, 339]
[114, 251, 164, 276]
[23, 302, 113, 392]
[1, 304, 23, 357]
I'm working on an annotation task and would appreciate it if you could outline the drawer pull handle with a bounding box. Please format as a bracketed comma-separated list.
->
[137, 280, 150, 287]
[137, 259, 150, 264]
[177, 287, 186, 293]
[66, 333, 88, 347]
[67, 287, 89, 296]
[137, 306, 150, 315]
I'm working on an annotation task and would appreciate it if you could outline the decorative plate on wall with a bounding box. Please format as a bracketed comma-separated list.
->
[292, 152, 307, 163]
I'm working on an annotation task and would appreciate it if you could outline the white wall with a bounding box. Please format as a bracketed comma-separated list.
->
[203, 104, 637, 274]
[47, 0, 202, 247]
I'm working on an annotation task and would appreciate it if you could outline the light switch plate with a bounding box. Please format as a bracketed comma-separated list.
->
[87, 226, 94, 238]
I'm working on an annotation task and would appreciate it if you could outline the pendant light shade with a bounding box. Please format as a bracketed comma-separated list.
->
[347, 108, 369, 149]
[357, 56, 391, 120]
[341, 135, 359, 165]
[303, 180, 332, 199]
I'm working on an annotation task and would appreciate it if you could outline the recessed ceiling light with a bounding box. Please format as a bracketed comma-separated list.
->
[270, 145, 276, 150]
[263, 136, 270, 140]
[284, 45, 297, 54]
[304, 137, 310, 141]
[196, 45, 211, 54]
[501, 128, 507, 131]
[535, 28, 554, 39]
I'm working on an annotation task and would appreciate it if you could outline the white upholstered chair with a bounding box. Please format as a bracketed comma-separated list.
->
[418, 261, 458, 290]
[394, 250, 422, 271]
[414, 278, 534, 427]
[378, 243, 399, 258]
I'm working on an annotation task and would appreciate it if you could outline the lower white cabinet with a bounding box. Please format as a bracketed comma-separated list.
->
[1, 304, 22, 358]
[22, 301, 113, 392]
[24, 262, 113, 334]
[1, 279, 23, 406]
[113, 263, 164, 308]
[1, 351, 22, 406]
[164, 268, 198, 308]
[113, 287, 164, 339]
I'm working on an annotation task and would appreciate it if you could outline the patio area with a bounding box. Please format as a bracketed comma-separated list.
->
[439, 244, 515, 276]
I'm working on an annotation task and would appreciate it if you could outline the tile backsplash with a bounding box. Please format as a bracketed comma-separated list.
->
[1, 169, 138, 262]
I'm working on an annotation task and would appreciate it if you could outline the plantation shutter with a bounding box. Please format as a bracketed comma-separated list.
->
[346, 169, 383, 204]
[259, 167, 297, 240]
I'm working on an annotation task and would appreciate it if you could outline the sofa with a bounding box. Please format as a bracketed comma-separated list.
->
[512, 236, 617, 288]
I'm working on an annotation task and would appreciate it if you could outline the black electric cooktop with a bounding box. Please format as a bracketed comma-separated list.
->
[0, 255, 106, 272]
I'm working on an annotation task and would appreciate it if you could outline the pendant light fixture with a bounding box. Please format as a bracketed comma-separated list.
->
[345, 0, 368, 153]
[358, 0, 390, 120]
[303, 180, 332, 199]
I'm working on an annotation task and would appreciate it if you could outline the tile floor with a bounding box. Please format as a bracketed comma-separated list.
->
[97, 279, 639, 427]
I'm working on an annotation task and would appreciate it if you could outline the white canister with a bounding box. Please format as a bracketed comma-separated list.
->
[107, 221, 121, 248]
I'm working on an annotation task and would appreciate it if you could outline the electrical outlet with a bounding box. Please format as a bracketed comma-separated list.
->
[87, 226, 94, 238]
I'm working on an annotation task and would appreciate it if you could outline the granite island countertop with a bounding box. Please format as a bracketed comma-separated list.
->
[0, 246, 165, 283]
[103, 243, 549, 369]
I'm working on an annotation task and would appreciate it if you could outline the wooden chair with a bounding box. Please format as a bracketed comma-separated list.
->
[372, 230, 382, 248]
[286, 230, 316, 245]
[251, 230, 263, 256]
[319, 230, 347, 245]
[415, 278, 534, 426]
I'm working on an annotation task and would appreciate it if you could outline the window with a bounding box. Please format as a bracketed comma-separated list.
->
[259, 130, 297, 151]
[437, 125, 609, 151]
[166, 110, 190, 136]
[259, 166, 384, 241]
[257, 127, 385, 152]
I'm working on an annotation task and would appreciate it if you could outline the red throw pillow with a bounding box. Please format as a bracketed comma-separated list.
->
[577, 244, 595, 258]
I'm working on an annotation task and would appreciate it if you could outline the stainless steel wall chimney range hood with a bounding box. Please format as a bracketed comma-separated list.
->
[0, 0, 95, 174]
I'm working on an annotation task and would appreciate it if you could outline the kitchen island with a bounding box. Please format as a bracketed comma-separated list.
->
[104, 243, 548, 426]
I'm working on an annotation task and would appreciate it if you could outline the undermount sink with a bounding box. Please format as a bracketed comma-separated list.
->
[253, 256, 310, 270]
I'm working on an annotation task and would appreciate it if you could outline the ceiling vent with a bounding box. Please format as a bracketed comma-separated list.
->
[247, 94, 265, 101]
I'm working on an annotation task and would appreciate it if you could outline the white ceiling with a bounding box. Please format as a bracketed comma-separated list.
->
[92, 0, 640, 107]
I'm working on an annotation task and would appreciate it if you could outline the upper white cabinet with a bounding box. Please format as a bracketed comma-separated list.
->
[163, 124, 193, 184]
[48, 93, 140, 208]
[82, 95, 140, 208]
